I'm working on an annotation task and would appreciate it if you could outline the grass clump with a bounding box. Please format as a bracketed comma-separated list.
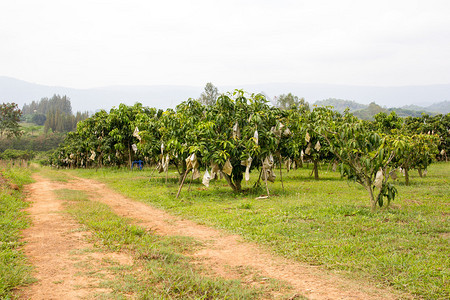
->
[58, 188, 265, 299]
[71, 162, 450, 299]
[0, 165, 34, 298]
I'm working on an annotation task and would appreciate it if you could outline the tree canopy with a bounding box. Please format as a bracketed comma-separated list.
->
[198, 83, 219, 106]
[275, 93, 309, 111]
[0, 102, 22, 138]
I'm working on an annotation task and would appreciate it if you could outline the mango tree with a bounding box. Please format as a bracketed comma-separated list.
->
[319, 111, 397, 211]
[75, 110, 113, 168]
[107, 103, 152, 168]
[133, 107, 163, 165]
[387, 133, 439, 184]
[284, 106, 336, 179]
[404, 113, 450, 161]
[302, 107, 335, 179]
[158, 100, 206, 180]
[373, 111, 403, 134]
[193, 91, 279, 192]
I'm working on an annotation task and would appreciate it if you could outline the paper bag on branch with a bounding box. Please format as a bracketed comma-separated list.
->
[185, 153, 197, 170]
[265, 169, 276, 183]
[286, 158, 291, 172]
[241, 156, 253, 182]
[133, 127, 141, 141]
[232, 122, 241, 139]
[223, 159, 233, 176]
[389, 169, 398, 180]
[305, 143, 311, 155]
[210, 163, 220, 179]
[314, 141, 321, 151]
[202, 169, 211, 187]
[163, 154, 169, 172]
[374, 168, 383, 189]
[262, 154, 275, 183]
[192, 168, 201, 180]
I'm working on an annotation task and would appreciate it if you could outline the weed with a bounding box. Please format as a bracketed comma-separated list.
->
[0, 165, 34, 298]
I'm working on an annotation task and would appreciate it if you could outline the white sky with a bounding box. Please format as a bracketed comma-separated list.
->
[1, 0, 450, 89]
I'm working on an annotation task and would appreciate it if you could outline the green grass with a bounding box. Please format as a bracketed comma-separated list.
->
[0, 165, 34, 298]
[56, 188, 280, 299]
[19, 123, 44, 137]
[70, 162, 450, 299]
[39, 167, 72, 182]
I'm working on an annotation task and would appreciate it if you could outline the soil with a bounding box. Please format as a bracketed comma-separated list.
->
[18, 175, 133, 300]
[19, 173, 407, 299]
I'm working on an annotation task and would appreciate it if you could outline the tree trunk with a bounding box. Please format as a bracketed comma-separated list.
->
[128, 143, 132, 170]
[222, 172, 237, 192]
[178, 160, 187, 184]
[279, 161, 285, 192]
[364, 183, 377, 212]
[234, 178, 242, 192]
[404, 168, 410, 185]
[313, 160, 319, 180]
[221, 172, 243, 192]
[418, 168, 423, 177]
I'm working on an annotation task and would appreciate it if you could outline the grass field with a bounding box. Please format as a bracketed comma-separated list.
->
[20, 122, 45, 137]
[70, 162, 450, 299]
[0, 164, 34, 298]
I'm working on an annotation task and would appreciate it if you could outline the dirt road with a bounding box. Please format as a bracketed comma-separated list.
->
[19, 173, 404, 299]
[19, 175, 133, 299]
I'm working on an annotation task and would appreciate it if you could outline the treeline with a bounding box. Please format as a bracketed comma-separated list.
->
[314, 98, 439, 119]
[22, 94, 88, 132]
[0, 132, 66, 152]
[22, 94, 72, 115]
[44, 110, 88, 133]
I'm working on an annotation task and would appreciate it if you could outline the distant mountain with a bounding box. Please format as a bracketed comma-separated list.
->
[228, 82, 450, 108]
[399, 101, 450, 114]
[352, 103, 387, 120]
[313, 98, 446, 120]
[313, 98, 367, 113]
[386, 107, 430, 118]
[1, 76, 449, 113]
[425, 101, 450, 114]
[0, 76, 202, 113]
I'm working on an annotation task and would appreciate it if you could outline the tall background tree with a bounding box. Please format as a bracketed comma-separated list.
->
[275, 93, 309, 111]
[198, 82, 219, 106]
[22, 95, 88, 133]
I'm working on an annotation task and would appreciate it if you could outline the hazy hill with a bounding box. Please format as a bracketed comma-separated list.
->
[425, 101, 450, 114]
[313, 98, 443, 120]
[386, 107, 430, 118]
[0, 76, 202, 113]
[231, 82, 450, 108]
[313, 98, 367, 113]
[1, 76, 449, 113]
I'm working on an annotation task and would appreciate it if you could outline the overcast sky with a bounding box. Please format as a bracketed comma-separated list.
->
[1, 0, 450, 89]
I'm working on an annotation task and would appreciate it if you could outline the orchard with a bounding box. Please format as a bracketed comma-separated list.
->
[51, 91, 444, 211]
